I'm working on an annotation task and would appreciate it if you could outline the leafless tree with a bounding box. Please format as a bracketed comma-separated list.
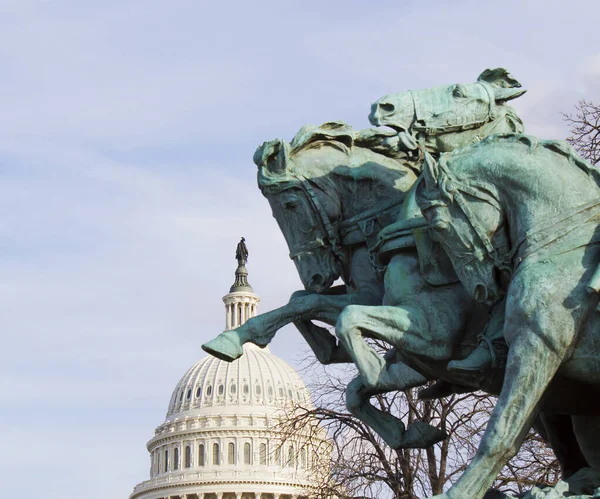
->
[280, 359, 559, 499]
[563, 99, 600, 165]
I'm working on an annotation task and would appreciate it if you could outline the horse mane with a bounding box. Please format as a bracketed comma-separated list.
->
[471, 134, 600, 187]
[254, 121, 419, 193]
[253, 122, 353, 193]
[289, 121, 354, 155]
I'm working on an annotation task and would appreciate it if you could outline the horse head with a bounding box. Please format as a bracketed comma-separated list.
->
[255, 121, 418, 293]
[369, 68, 526, 155]
[254, 123, 353, 292]
[416, 152, 510, 305]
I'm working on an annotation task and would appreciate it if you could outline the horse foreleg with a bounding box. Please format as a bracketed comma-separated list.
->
[289, 289, 355, 364]
[202, 290, 362, 362]
[293, 319, 353, 364]
[346, 372, 447, 449]
[335, 304, 428, 389]
[572, 415, 600, 470]
[538, 413, 589, 479]
[436, 331, 565, 499]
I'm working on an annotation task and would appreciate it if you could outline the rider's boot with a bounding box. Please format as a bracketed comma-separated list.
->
[447, 340, 495, 372]
[447, 298, 507, 373]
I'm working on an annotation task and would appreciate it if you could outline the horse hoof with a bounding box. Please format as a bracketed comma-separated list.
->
[396, 422, 447, 449]
[202, 332, 244, 362]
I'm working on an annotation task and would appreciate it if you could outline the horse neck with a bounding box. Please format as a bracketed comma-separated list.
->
[457, 137, 600, 240]
[434, 106, 523, 152]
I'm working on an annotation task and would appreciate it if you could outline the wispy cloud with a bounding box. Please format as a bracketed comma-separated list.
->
[2, 1, 599, 497]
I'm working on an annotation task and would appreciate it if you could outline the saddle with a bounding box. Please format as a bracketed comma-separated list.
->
[376, 183, 459, 287]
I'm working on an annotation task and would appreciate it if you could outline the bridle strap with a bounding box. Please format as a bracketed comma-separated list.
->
[412, 82, 498, 136]
[288, 174, 405, 276]
[292, 173, 343, 261]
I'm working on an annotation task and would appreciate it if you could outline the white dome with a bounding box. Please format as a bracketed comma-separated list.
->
[131, 345, 326, 499]
[131, 257, 329, 499]
[165, 344, 312, 420]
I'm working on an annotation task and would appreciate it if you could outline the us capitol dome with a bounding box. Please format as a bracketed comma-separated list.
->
[130, 240, 329, 499]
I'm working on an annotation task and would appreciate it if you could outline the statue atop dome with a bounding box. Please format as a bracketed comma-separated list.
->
[230, 237, 253, 293]
[235, 237, 249, 266]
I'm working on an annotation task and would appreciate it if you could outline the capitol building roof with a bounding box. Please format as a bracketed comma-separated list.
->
[130, 241, 328, 499]
[165, 343, 313, 421]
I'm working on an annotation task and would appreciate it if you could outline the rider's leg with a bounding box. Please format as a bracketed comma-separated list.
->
[448, 297, 508, 372]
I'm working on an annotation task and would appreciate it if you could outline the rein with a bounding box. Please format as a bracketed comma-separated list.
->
[441, 168, 600, 279]
[508, 198, 600, 270]
[286, 173, 405, 275]
[431, 160, 511, 278]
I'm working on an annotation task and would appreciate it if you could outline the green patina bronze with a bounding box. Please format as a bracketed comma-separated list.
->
[202, 69, 600, 499]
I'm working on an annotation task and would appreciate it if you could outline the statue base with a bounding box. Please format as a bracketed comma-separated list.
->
[483, 468, 600, 498]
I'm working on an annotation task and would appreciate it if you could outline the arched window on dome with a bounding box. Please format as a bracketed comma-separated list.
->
[288, 388, 294, 399]
[185, 445, 191, 468]
[259, 443, 267, 465]
[212, 443, 220, 465]
[174, 447, 179, 470]
[255, 384, 261, 395]
[206, 385, 212, 396]
[288, 445, 295, 467]
[186, 389, 191, 400]
[218, 384, 224, 395]
[243, 442, 251, 464]
[198, 444, 205, 467]
[278, 387, 284, 397]
[196, 386, 201, 398]
[243, 384, 249, 395]
[230, 383, 236, 394]
[228, 442, 235, 465]
[164, 449, 169, 472]
[267, 385, 274, 397]
[300, 446, 307, 469]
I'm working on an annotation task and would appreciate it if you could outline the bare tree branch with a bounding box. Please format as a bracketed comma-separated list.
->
[563, 99, 600, 165]
[278, 356, 560, 498]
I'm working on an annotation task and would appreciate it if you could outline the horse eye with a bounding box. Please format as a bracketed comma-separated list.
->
[284, 200, 298, 210]
[379, 102, 395, 112]
[452, 84, 467, 98]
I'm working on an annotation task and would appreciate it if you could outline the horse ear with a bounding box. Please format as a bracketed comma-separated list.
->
[422, 152, 440, 191]
[290, 121, 354, 150]
[253, 139, 288, 173]
[477, 68, 527, 102]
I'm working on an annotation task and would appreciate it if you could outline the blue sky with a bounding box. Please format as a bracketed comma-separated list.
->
[1, 1, 599, 497]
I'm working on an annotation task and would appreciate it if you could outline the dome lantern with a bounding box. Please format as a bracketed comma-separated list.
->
[223, 238, 260, 330]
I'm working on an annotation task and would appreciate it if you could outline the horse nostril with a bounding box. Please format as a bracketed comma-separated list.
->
[380, 102, 395, 114]
[309, 274, 324, 290]
[474, 284, 488, 303]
